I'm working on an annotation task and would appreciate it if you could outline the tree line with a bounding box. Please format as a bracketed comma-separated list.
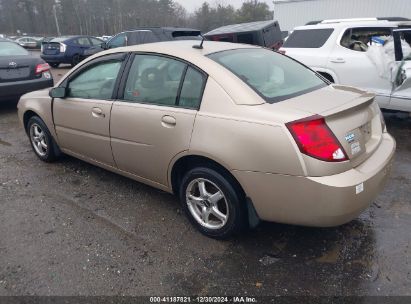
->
[0, 0, 273, 37]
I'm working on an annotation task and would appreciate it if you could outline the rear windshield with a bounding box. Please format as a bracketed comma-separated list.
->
[284, 29, 334, 48]
[0, 42, 29, 56]
[208, 48, 326, 103]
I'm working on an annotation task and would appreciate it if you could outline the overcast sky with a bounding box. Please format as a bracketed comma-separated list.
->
[174, 0, 275, 13]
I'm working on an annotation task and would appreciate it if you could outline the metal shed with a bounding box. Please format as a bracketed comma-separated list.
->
[274, 0, 411, 31]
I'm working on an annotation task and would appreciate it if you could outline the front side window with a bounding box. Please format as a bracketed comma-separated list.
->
[283, 29, 334, 48]
[340, 27, 392, 52]
[208, 48, 326, 103]
[123, 55, 186, 106]
[108, 33, 126, 48]
[67, 60, 122, 99]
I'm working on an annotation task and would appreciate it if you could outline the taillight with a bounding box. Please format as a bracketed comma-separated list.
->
[35, 63, 50, 75]
[60, 43, 67, 53]
[286, 115, 348, 162]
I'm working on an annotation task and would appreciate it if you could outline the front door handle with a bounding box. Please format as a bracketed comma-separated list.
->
[92, 107, 105, 118]
[161, 115, 176, 128]
[330, 58, 346, 63]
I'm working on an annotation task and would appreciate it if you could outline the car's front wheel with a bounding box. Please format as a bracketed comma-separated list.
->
[180, 167, 247, 239]
[27, 116, 59, 162]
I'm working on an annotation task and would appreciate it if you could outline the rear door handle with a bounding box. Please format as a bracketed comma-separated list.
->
[161, 115, 176, 127]
[330, 58, 346, 63]
[92, 107, 105, 118]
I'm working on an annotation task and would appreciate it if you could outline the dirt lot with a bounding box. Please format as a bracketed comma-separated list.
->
[0, 64, 410, 297]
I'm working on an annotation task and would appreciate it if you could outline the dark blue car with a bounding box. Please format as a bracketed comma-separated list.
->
[40, 36, 103, 68]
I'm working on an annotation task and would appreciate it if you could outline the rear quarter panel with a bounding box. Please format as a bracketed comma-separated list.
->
[187, 77, 305, 176]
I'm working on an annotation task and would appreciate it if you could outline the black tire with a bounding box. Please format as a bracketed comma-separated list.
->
[179, 167, 247, 239]
[71, 54, 81, 67]
[50, 63, 60, 68]
[27, 116, 60, 162]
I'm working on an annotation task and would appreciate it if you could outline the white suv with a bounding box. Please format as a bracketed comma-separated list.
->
[281, 18, 411, 113]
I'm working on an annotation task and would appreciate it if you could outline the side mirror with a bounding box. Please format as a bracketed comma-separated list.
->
[101, 42, 107, 49]
[49, 87, 66, 99]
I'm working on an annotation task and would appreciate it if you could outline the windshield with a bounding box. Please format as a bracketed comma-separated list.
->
[0, 42, 29, 56]
[208, 48, 327, 103]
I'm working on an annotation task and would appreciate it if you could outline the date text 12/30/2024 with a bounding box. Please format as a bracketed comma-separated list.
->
[150, 297, 258, 303]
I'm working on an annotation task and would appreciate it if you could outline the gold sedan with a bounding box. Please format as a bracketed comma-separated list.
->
[18, 41, 396, 238]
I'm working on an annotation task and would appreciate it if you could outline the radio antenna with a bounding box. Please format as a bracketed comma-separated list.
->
[193, 35, 206, 49]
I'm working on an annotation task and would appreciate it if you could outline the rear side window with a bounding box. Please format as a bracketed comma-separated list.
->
[179, 67, 206, 109]
[283, 29, 334, 48]
[90, 38, 103, 46]
[340, 27, 392, 52]
[123, 55, 186, 106]
[77, 37, 91, 46]
[123, 55, 206, 109]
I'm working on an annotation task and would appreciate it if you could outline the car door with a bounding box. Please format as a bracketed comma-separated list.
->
[110, 54, 207, 186]
[76, 37, 92, 56]
[390, 29, 411, 112]
[53, 53, 126, 166]
[327, 26, 394, 106]
[107, 32, 127, 49]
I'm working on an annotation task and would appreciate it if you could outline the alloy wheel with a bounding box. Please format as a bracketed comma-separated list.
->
[185, 178, 229, 230]
[30, 123, 48, 157]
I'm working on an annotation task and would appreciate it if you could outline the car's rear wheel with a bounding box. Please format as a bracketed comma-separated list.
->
[50, 63, 60, 68]
[71, 54, 81, 67]
[180, 167, 247, 239]
[27, 116, 59, 162]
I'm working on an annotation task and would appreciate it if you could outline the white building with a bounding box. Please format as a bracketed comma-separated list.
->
[274, 0, 411, 32]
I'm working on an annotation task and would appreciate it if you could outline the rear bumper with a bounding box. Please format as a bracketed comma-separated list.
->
[40, 53, 66, 64]
[232, 133, 396, 227]
[0, 77, 53, 100]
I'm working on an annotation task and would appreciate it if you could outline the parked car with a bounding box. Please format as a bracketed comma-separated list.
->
[205, 20, 283, 50]
[41, 36, 104, 68]
[15, 36, 42, 49]
[0, 38, 53, 101]
[84, 27, 201, 57]
[18, 41, 395, 238]
[281, 18, 411, 113]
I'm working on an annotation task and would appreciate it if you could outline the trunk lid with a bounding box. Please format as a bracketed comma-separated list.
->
[42, 42, 61, 55]
[0, 57, 36, 83]
[281, 85, 384, 173]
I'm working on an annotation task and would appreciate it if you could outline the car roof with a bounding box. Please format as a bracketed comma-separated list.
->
[125, 27, 200, 32]
[106, 40, 258, 59]
[293, 20, 404, 31]
[205, 20, 279, 36]
[60, 40, 262, 105]
[51, 35, 96, 42]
